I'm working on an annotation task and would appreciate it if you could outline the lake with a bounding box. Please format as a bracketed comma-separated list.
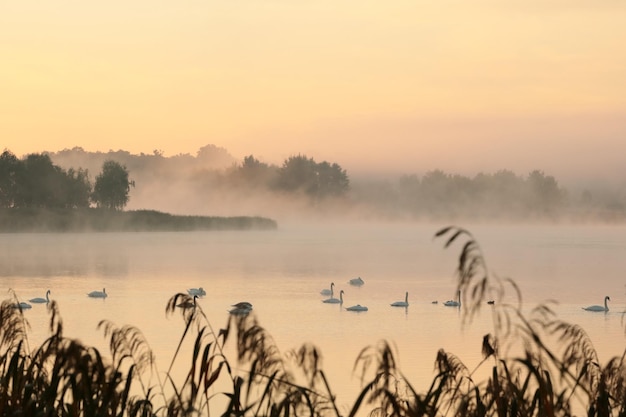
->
[1, 221, 625, 413]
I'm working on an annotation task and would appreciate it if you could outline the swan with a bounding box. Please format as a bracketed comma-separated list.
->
[177, 295, 198, 309]
[320, 282, 335, 296]
[349, 277, 364, 286]
[443, 290, 461, 307]
[12, 301, 32, 310]
[344, 292, 368, 311]
[87, 288, 107, 298]
[323, 290, 344, 304]
[582, 296, 610, 312]
[391, 292, 409, 307]
[30, 289, 51, 304]
[231, 301, 253, 310]
[187, 287, 206, 297]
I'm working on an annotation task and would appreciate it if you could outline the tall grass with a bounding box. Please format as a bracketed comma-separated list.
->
[1, 226, 626, 416]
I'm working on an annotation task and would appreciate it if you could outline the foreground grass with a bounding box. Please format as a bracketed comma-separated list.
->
[0, 208, 278, 232]
[1, 226, 626, 416]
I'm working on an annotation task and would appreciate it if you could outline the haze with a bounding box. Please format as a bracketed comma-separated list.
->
[2, 1, 625, 185]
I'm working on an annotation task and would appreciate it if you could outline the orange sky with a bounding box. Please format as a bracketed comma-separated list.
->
[1, 1, 625, 182]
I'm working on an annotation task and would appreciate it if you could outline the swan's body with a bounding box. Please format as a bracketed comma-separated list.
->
[443, 290, 461, 307]
[177, 295, 198, 309]
[88, 288, 107, 298]
[391, 292, 409, 307]
[30, 289, 51, 304]
[320, 282, 335, 296]
[323, 290, 344, 304]
[342, 291, 368, 311]
[349, 277, 364, 286]
[12, 301, 32, 310]
[346, 304, 368, 312]
[583, 296, 610, 312]
[187, 287, 206, 297]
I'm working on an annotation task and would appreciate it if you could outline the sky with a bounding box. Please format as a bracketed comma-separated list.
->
[2, 1, 625, 184]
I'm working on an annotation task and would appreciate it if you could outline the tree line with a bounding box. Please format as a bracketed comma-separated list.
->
[0, 150, 132, 210]
[6, 145, 624, 222]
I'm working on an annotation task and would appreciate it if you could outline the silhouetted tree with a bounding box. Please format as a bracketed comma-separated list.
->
[13, 153, 72, 209]
[274, 155, 349, 199]
[316, 161, 350, 197]
[65, 168, 92, 208]
[0, 150, 22, 208]
[275, 155, 318, 195]
[233, 155, 277, 188]
[91, 160, 132, 210]
[526, 170, 566, 215]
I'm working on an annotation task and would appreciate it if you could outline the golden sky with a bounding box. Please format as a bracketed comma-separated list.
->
[2, 1, 625, 181]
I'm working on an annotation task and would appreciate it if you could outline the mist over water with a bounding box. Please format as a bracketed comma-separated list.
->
[2, 222, 625, 409]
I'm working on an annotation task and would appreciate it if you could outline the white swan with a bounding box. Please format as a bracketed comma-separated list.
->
[177, 295, 198, 309]
[323, 289, 344, 304]
[88, 288, 107, 298]
[391, 292, 409, 307]
[187, 287, 206, 297]
[443, 290, 461, 307]
[30, 289, 51, 304]
[12, 301, 32, 310]
[582, 296, 610, 312]
[349, 277, 364, 286]
[320, 282, 335, 296]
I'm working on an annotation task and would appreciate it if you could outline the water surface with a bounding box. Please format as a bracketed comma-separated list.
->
[1, 222, 625, 411]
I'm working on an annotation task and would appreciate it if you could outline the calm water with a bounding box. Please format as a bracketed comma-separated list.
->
[1, 222, 625, 411]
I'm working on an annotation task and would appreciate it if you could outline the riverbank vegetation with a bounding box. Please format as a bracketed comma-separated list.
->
[0, 208, 277, 232]
[1, 226, 624, 416]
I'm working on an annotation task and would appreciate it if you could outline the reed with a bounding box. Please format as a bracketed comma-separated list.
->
[1, 226, 625, 416]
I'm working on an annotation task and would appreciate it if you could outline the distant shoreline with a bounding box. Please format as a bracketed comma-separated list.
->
[0, 208, 278, 232]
